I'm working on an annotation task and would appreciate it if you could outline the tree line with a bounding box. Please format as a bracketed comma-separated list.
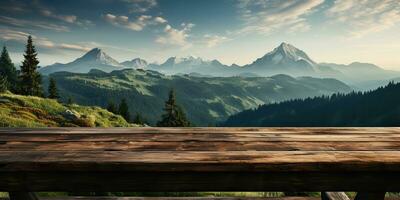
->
[0, 36, 59, 99]
[1, 35, 191, 127]
[223, 81, 400, 127]
[107, 89, 191, 127]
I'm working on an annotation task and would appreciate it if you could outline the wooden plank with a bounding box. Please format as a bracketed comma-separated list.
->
[1, 133, 400, 142]
[1, 171, 400, 192]
[0, 151, 400, 172]
[0, 141, 400, 151]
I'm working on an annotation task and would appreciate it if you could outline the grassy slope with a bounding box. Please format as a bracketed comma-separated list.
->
[0, 92, 130, 127]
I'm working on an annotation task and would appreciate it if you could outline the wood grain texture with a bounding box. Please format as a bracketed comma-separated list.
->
[0, 128, 399, 192]
[1, 151, 400, 172]
[1, 141, 399, 151]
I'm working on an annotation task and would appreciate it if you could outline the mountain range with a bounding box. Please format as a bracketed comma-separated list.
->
[39, 42, 400, 89]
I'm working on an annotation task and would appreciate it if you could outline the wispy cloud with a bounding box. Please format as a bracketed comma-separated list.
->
[40, 9, 94, 27]
[236, 0, 323, 34]
[203, 34, 230, 48]
[121, 0, 158, 13]
[104, 13, 166, 31]
[155, 23, 195, 47]
[0, 16, 70, 32]
[0, 29, 91, 52]
[326, 0, 400, 38]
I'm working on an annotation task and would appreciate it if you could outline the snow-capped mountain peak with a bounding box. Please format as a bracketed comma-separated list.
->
[75, 48, 120, 66]
[161, 56, 207, 66]
[39, 48, 123, 75]
[121, 58, 148, 69]
[266, 42, 316, 65]
[248, 42, 317, 73]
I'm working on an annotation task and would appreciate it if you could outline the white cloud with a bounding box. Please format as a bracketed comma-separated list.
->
[203, 34, 229, 47]
[0, 29, 91, 52]
[155, 23, 194, 47]
[41, 10, 77, 23]
[236, 0, 324, 34]
[154, 16, 168, 24]
[121, 0, 158, 13]
[327, 0, 400, 38]
[40, 9, 94, 28]
[0, 16, 69, 32]
[104, 13, 166, 31]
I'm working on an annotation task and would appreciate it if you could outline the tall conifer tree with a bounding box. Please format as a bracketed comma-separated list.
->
[118, 98, 130, 122]
[107, 101, 118, 114]
[47, 77, 59, 99]
[0, 46, 17, 92]
[157, 89, 191, 127]
[133, 113, 144, 125]
[19, 36, 43, 96]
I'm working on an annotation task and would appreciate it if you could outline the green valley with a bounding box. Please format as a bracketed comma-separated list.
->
[48, 69, 352, 126]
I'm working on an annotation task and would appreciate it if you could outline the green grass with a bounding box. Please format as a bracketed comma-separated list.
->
[0, 92, 131, 127]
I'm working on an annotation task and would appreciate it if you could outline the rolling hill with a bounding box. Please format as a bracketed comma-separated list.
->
[0, 92, 130, 127]
[47, 69, 352, 126]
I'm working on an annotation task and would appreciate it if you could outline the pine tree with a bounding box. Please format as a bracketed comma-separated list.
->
[157, 89, 191, 127]
[133, 113, 144, 125]
[19, 36, 43, 96]
[118, 98, 130, 122]
[0, 46, 17, 92]
[67, 97, 74, 105]
[0, 75, 8, 93]
[47, 77, 59, 99]
[107, 101, 118, 114]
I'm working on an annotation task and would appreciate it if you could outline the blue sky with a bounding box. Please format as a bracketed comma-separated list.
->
[1, 0, 400, 69]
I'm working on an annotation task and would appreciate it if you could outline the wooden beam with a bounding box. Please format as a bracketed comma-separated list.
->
[1, 172, 400, 192]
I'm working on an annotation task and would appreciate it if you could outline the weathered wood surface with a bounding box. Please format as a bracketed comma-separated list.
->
[0, 128, 399, 192]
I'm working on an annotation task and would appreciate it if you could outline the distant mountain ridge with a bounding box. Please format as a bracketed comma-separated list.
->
[39, 42, 400, 89]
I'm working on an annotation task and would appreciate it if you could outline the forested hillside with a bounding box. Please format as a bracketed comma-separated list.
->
[223, 82, 400, 127]
[47, 69, 352, 126]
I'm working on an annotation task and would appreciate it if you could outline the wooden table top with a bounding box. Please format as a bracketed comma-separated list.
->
[1, 127, 400, 173]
